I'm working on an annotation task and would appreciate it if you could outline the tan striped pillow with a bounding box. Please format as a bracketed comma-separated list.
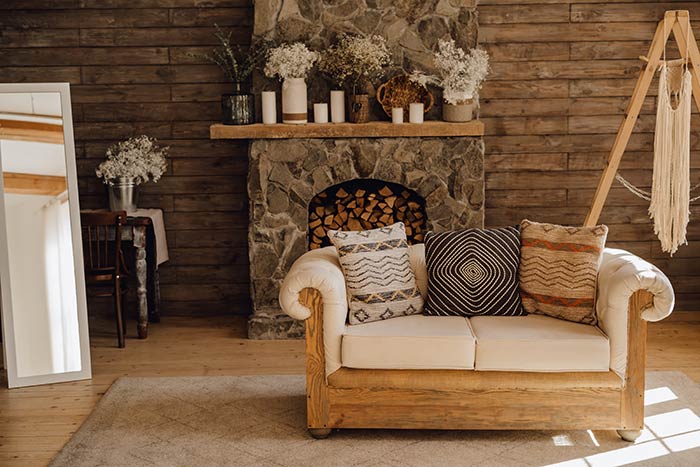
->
[519, 219, 608, 324]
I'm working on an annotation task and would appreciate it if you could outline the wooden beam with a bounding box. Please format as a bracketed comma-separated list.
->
[0, 119, 64, 145]
[3, 172, 67, 196]
[584, 13, 676, 227]
[210, 121, 485, 140]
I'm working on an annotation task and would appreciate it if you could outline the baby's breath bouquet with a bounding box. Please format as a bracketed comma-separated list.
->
[264, 42, 319, 81]
[96, 136, 168, 186]
[319, 34, 392, 95]
[410, 39, 490, 104]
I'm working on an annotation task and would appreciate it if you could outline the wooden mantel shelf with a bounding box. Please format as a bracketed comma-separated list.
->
[209, 120, 484, 140]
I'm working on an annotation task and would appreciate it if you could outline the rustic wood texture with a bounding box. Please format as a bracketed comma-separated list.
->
[300, 288, 329, 431]
[0, 0, 253, 317]
[304, 287, 653, 434]
[301, 287, 650, 434]
[622, 290, 653, 431]
[0, 313, 698, 466]
[308, 180, 428, 249]
[2, 172, 66, 196]
[480, 3, 700, 310]
[209, 121, 485, 139]
[0, 118, 64, 144]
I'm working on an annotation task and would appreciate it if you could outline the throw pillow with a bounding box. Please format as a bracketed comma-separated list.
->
[519, 219, 608, 324]
[329, 222, 424, 325]
[424, 226, 524, 317]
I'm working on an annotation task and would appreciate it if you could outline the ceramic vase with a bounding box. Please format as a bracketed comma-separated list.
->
[282, 77, 308, 124]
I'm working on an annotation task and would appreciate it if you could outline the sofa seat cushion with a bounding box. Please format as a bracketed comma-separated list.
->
[341, 315, 475, 370]
[470, 315, 610, 372]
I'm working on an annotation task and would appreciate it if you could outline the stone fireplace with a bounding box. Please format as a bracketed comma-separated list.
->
[245, 0, 484, 338]
[248, 137, 484, 338]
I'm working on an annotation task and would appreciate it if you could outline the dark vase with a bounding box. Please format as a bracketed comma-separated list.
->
[222, 82, 254, 125]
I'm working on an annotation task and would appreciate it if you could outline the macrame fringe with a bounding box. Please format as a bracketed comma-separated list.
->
[649, 64, 692, 256]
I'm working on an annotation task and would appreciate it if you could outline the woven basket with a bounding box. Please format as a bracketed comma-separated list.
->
[376, 75, 434, 119]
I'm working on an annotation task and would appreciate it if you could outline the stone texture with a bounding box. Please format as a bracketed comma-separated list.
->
[253, 0, 479, 122]
[247, 0, 482, 339]
[247, 137, 484, 338]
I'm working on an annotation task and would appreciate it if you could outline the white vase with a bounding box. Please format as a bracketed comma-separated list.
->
[330, 90, 345, 123]
[282, 77, 307, 124]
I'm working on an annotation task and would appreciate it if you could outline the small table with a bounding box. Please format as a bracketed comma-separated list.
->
[84, 209, 167, 339]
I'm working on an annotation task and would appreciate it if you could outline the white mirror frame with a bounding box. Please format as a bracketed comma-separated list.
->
[0, 82, 92, 388]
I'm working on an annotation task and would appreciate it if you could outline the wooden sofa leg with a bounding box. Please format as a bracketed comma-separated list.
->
[617, 429, 642, 442]
[619, 290, 653, 440]
[301, 288, 331, 436]
[308, 428, 332, 439]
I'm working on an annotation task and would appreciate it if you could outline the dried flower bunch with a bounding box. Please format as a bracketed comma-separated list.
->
[319, 34, 392, 94]
[198, 25, 266, 84]
[96, 135, 168, 186]
[410, 39, 490, 105]
[264, 42, 319, 81]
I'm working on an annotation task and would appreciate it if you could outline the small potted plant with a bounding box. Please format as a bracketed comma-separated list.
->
[410, 40, 490, 122]
[319, 34, 392, 123]
[96, 135, 168, 212]
[265, 42, 319, 124]
[199, 25, 266, 125]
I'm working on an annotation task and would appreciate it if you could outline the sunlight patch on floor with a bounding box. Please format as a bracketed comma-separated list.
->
[543, 386, 700, 467]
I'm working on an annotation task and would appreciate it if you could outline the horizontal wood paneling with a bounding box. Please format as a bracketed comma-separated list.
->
[482, 2, 700, 310]
[0, 0, 253, 316]
[2, 1, 698, 315]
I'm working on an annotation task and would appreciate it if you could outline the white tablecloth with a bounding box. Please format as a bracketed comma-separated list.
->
[129, 208, 169, 265]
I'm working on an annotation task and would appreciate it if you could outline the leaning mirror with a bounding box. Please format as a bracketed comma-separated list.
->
[0, 83, 91, 388]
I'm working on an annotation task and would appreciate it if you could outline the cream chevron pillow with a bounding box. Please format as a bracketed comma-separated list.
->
[329, 222, 424, 325]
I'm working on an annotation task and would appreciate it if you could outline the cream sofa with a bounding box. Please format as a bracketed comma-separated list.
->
[279, 245, 674, 440]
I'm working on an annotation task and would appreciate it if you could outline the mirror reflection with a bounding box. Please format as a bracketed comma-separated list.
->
[0, 92, 82, 378]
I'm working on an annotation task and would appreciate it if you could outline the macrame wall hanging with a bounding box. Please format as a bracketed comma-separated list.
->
[585, 10, 700, 256]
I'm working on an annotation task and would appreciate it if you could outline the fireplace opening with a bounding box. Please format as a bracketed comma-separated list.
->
[308, 178, 428, 249]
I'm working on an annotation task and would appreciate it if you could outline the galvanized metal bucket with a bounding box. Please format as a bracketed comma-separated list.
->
[108, 177, 139, 213]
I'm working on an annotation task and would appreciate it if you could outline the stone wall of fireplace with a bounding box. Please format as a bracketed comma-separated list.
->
[253, 0, 478, 121]
[246, 0, 483, 338]
[248, 137, 484, 338]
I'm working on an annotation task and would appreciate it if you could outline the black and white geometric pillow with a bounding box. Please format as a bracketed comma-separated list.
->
[329, 222, 424, 325]
[424, 226, 524, 317]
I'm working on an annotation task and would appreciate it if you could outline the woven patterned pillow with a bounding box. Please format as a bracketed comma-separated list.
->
[329, 222, 424, 325]
[424, 226, 524, 317]
[519, 219, 608, 324]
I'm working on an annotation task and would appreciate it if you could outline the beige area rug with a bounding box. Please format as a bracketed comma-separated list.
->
[51, 372, 700, 467]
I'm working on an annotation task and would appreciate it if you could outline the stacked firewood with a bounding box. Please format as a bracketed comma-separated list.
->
[308, 183, 427, 249]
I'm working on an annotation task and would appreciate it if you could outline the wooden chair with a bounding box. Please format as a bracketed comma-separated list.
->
[80, 211, 128, 348]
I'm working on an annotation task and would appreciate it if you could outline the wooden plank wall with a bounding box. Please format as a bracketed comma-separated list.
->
[1, 1, 698, 315]
[0, 0, 254, 316]
[480, 1, 700, 311]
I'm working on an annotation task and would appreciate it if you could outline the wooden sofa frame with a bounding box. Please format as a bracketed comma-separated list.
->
[300, 288, 653, 441]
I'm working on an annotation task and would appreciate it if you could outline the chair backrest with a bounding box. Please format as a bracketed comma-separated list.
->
[80, 211, 126, 275]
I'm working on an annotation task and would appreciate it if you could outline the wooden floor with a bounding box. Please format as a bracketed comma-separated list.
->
[1, 314, 699, 466]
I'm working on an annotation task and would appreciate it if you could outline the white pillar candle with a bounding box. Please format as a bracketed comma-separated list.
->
[409, 103, 424, 124]
[261, 91, 277, 124]
[330, 90, 345, 123]
[391, 107, 404, 124]
[313, 103, 329, 123]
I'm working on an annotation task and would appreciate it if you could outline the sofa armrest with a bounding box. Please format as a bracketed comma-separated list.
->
[279, 246, 348, 376]
[596, 248, 675, 378]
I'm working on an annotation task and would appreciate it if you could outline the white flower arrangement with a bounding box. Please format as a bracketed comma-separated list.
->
[264, 42, 319, 81]
[96, 135, 168, 186]
[319, 34, 392, 94]
[410, 40, 490, 105]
